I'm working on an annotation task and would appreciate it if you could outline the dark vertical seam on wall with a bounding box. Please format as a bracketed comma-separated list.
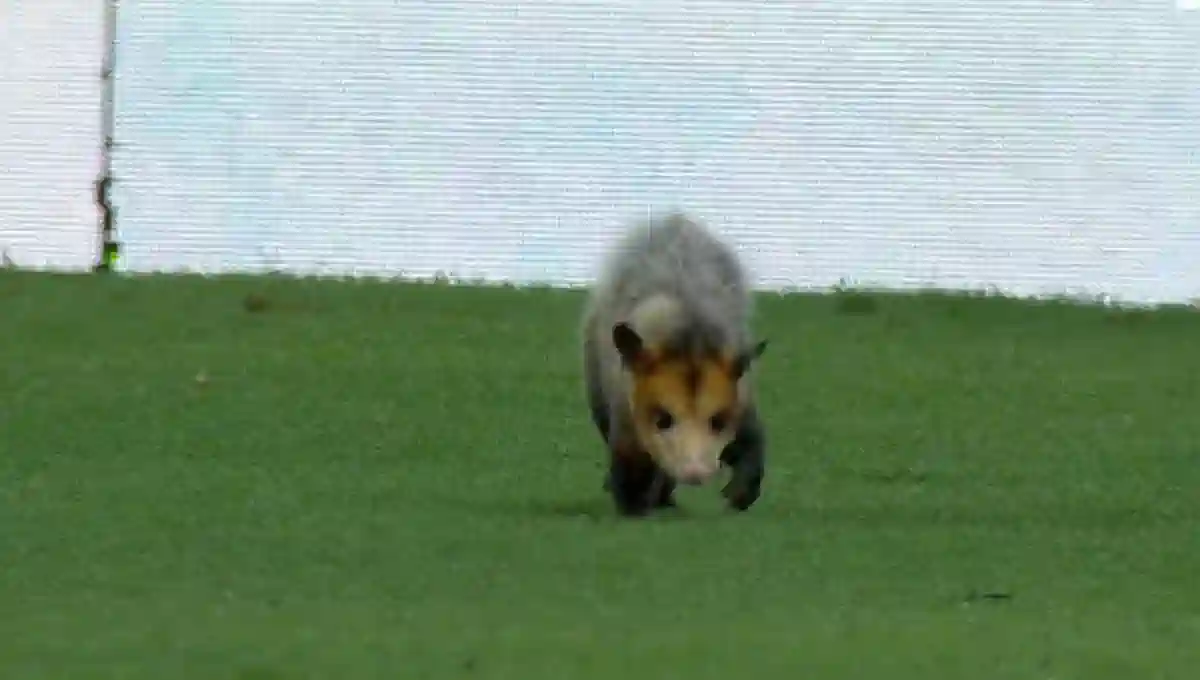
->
[94, 0, 119, 272]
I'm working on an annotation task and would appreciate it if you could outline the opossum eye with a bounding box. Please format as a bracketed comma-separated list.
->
[709, 412, 730, 433]
[651, 408, 674, 431]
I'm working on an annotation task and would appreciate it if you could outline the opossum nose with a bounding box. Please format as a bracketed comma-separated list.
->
[675, 462, 717, 486]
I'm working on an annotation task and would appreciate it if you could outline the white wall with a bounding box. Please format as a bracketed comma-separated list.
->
[0, 0, 106, 271]
[112, 0, 1200, 304]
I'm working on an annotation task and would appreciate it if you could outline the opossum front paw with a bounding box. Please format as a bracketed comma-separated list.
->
[615, 489, 660, 517]
[653, 476, 677, 509]
[721, 471, 762, 511]
[607, 463, 658, 517]
[617, 485, 674, 516]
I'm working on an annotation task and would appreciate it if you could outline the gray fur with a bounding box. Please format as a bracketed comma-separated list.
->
[581, 212, 755, 363]
[580, 212, 768, 514]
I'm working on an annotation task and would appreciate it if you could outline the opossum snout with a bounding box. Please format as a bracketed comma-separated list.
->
[671, 459, 720, 486]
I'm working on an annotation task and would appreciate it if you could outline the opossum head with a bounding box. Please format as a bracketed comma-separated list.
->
[612, 322, 767, 486]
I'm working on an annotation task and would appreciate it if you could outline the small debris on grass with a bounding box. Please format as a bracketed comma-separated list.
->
[242, 293, 270, 313]
[964, 589, 1014, 604]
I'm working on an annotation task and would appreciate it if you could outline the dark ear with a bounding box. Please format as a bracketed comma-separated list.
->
[732, 339, 768, 378]
[612, 322, 645, 367]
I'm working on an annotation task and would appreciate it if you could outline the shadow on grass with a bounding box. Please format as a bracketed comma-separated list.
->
[443, 495, 707, 522]
[463, 483, 1193, 530]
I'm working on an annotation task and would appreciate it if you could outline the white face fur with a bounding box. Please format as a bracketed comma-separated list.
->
[640, 414, 735, 485]
[626, 353, 742, 486]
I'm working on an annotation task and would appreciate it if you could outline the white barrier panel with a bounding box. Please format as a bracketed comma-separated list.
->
[113, 1, 1200, 304]
[0, 0, 105, 271]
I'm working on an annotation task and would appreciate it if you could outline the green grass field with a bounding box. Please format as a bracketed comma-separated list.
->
[2, 270, 1198, 679]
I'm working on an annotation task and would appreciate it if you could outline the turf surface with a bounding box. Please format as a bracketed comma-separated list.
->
[2, 271, 1198, 679]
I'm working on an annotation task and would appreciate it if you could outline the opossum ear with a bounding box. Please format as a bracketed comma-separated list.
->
[732, 339, 768, 378]
[612, 322, 646, 367]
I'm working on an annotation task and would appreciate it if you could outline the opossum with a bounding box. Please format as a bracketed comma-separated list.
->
[580, 212, 768, 516]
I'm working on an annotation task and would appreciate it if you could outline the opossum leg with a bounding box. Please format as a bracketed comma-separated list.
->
[654, 476, 678, 508]
[607, 445, 665, 517]
[602, 465, 676, 509]
[600, 465, 676, 508]
[598, 401, 675, 515]
[720, 405, 766, 511]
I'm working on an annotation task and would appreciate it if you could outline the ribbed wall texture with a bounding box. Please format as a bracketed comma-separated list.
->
[113, 0, 1200, 303]
[0, 0, 105, 271]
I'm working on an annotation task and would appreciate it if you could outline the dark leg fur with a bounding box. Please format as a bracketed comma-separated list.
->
[655, 477, 678, 508]
[607, 449, 678, 516]
[720, 406, 767, 511]
[603, 467, 676, 509]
